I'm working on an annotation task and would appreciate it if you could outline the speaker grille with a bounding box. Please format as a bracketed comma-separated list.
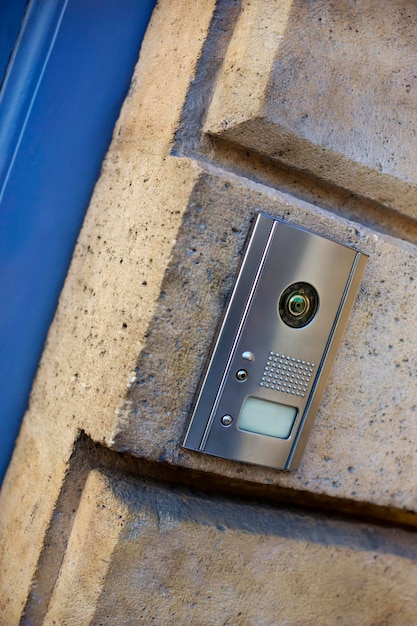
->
[259, 351, 315, 398]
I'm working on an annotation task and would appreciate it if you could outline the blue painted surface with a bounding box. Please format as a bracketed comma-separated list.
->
[0, 0, 28, 86]
[0, 0, 156, 483]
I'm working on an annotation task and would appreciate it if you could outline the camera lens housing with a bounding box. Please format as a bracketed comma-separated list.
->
[278, 282, 319, 328]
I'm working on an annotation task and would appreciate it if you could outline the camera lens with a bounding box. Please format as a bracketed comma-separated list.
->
[288, 294, 310, 317]
[279, 282, 319, 328]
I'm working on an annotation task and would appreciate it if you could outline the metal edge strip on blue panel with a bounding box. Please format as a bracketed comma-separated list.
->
[0, 0, 68, 202]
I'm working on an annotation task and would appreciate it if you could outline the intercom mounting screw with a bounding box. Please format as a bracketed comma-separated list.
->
[221, 415, 233, 426]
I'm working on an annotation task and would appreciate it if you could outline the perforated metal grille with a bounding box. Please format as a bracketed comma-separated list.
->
[259, 351, 315, 397]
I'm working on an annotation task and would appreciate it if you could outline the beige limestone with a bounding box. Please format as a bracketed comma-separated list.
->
[54, 469, 417, 625]
[111, 168, 417, 517]
[205, 0, 417, 219]
[43, 470, 129, 625]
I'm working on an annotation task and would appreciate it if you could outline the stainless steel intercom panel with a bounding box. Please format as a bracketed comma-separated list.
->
[183, 213, 368, 470]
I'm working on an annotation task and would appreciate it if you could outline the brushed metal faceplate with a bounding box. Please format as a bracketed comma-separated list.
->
[183, 213, 368, 470]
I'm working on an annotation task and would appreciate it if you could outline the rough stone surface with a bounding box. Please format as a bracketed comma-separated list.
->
[2, 0, 417, 622]
[112, 168, 417, 517]
[52, 469, 417, 625]
[205, 0, 417, 218]
[43, 470, 129, 625]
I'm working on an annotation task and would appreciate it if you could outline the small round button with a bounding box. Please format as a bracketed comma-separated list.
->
[236, 369, 248, 381]
[221, 415, 233, 426]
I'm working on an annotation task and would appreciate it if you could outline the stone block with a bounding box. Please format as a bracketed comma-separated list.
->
[113, 169, 417, 519]
[44, 470, 129, 625]
[205, 0, 417, 218]
[44, 469, 417, 625]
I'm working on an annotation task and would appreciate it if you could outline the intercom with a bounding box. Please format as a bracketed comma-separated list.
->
[183, 213, 367, 470]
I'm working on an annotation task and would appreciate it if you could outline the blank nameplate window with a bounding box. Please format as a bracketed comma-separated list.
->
[237, 397, 297, 439]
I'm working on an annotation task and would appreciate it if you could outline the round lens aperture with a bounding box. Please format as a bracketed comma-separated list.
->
[288, 294, 310, 317]
[279, 282, 319, 328]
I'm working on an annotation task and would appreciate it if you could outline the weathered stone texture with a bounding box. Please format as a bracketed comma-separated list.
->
[43, 470, 129, 625]
[112, 169, 417, 517]
[205, 0, 417, 218]
[47, 469, 417, 625]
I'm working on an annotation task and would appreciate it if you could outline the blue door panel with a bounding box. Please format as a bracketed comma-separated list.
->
[0, 1, 29, 86]
[0, 0, 156, 482]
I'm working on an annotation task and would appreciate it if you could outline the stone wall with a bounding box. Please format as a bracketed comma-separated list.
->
[2, 0, 417, 623]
